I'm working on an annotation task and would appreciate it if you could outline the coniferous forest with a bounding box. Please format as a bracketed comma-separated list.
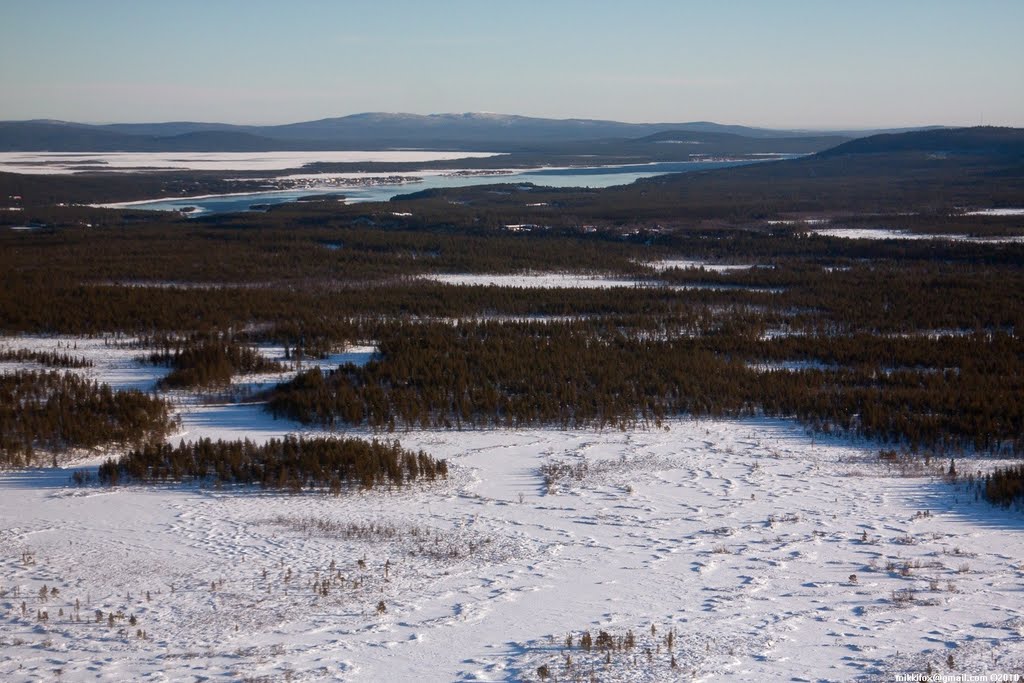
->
[0, 347, 93, 368]
[980, 463, 1024, 508]
[147, 335, 284, 389]
[0, 370, 174, 466]
[1, 128, 1022, 490]
[97, 435, 447, 491]
[265, 322, 1023, 455]
[6, 8, 1024, 673]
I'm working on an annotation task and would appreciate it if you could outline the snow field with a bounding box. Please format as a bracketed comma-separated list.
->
[1, 336, 1023, 681]
[645, 259, 756, 273]
[0, 151, 500, 175]
[422, 273, 782, 294]
[809, 227, 1024, 243]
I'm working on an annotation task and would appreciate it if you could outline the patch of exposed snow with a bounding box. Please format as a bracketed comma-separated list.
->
[422, 273, 781, 293]
[423, 273, 657, 289]
[747, 360, 836, 373]
[962, 208, 1024, 216]
[810, 227, 1024, 243]
[647, 259, 757, 273]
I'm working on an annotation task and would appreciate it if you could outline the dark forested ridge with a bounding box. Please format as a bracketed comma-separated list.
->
[383, 126, 1024, 220]
[816, 126, 1024, 158]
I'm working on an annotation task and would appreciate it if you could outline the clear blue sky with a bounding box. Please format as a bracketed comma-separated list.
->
[1, 0, 1021, 128]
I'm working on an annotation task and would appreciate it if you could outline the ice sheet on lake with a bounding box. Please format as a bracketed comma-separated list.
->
[0, 151, 500, 174]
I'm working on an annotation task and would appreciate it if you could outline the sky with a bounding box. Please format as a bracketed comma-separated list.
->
[0, 0, 1021, 129]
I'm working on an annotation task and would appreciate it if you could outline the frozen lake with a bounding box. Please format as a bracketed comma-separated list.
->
[0, 150, 500, 174]
[104, 159, 774, 216]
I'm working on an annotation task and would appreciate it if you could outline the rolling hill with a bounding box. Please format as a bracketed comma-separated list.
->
[0, 113, 886, 153]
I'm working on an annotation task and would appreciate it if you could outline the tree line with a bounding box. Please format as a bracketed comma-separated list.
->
[147, 335, 283, 389]
[0, 347, 93, 368]
[979, 464, 1024, 508]
[97, 435, 447, 492]
[266, 321, 1024, 456]
[0, 370, 174, 467]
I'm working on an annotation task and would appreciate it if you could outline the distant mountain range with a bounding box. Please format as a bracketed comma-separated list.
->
[0, 113, 943, 153]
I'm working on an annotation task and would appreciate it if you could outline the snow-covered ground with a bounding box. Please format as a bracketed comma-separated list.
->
[0, 336, 374, 396]
[0, 151, 500, 175]
[766, 218, 832, 226]
[747, 360, 836, 373]
[423, 273, 657, 289]
[0, 336, 167, 393]
[809, 227, 1024, 243]
[962, 208, 1024, 216]
[2, 337, 1024, 682]
[422, 273, 782, 293]
[645, 259, 756, 273]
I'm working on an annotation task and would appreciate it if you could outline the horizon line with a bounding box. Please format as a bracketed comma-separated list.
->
[0, 111, 970, 134]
